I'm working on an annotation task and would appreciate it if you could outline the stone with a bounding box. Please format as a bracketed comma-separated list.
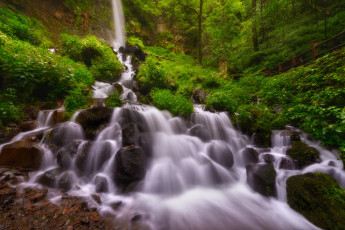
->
[110, 201, 122, 210]
[113, 83, 124, 94]
[263, 154, 275, 163]
[19, 121, 38, 132]
[286, 141, 319, 168]
[25, 188, 48, 203]
[280, 130, 300, 142]
[207, 141, 234, 169]
[91, 194, 101, 204]
[122, 123, 139, 147]
[37, 168, 62, 188]
[287, 173, 345, 230]
[58, 173, 72, 192]
[279, 157, 294, 170]
[95, 175, 109, 193]
[189, 124, 211, 142]
[76, 107, 113, 140]
[121, 45, 146, 61]
[49, 122, 84, 147]
[242, 148, 259, 165]
[246, 163, 276, 197]
[113, 147, 147, 189]
[0, 140, 43, 170]
[192, 87, 208, 103]
[56, 140, 83, 169]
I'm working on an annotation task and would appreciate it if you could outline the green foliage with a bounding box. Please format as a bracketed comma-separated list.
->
[0, 8, 52, 47]
[59, 34, 123, 82]
[127, 36, 145, 50]
[151, 89, 194, 117]
[65, 86, 93, 113]
[105, 92, 123, 108]
[287, 173, 345, 230]
[0, 89, 24, 126]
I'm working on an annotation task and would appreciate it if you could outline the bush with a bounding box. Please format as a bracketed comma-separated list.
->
[59, 34, 123, 82]
[105, 92, 123, 108]
[151, 89, 193, 117]
[65, 86, 93, 113]
[0, 8, 52, 47]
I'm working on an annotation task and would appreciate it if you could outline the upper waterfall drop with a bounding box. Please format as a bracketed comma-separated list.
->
[111, 0, 126, 49]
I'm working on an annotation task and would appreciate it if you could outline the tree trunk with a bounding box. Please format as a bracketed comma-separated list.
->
[252, 0, 259, 52]
[198, 0, 203, 65]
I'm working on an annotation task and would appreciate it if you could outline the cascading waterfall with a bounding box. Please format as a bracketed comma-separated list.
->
[111, 0, 126, 49]
[1, 1, 345, 230]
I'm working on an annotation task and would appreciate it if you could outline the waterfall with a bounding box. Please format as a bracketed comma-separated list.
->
[111, 0, 126, 49]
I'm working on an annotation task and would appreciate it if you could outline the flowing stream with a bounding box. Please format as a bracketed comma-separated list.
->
[1, 1, 345, 229]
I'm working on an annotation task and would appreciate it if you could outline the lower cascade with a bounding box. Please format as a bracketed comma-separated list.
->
[1, 48, 344, 230]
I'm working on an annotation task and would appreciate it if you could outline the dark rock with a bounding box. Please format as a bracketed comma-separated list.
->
[0, 140, 43, 170]
[280, 130, 300, 142]
[246, 163, 276, 197]
[252, 131, 271, 148]
[58, 173, 72, 192]
[121, 45, 146, 61]
[207, 141, 234, 169]
[110, 201, 122, 210]
[328, 161, 336, 167]
[131, 214, 142, 222]
[242, 148, 259, 165]
[49, 122, 84, 147]
[37, 168, 62, 188]
[287, 173, 345, 230]
[138, 133, 154, 157]
[122, 123, 139, 147]
[113, 83, 123, 94]
[113, 147, 147, 189]
[189, 124, 211, 142]
[279, 157, 294, 170]
[19, 121, 38, 132]
[263, 154, 275, 163]
[57, 140, 83, 169]
[286, 141, 319, 168]
[95, 175, 108, 193]
[75, 141, 92, 174]
[192, 87, 208, 103]
[117, 108, 149, 133]
[91, 194, 101, 204]
[22, 106, 40, 120]
[76, 107, 113, 140]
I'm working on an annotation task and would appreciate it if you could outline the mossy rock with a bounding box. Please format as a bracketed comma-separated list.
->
[287, 173, 345, 230]
[286, 141, 319, 168]
[246, 163, 276, 197]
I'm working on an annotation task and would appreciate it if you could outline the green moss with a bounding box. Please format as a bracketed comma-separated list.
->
[151, 89, 193, 117]
[286, 142, 319, 168]
[287, 173, 345, 230]
[105, 92, 123, 108]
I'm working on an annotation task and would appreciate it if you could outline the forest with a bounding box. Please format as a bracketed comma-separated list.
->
[0, 0, 345, 229]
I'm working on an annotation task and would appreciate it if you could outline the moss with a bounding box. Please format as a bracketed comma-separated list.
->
[287, 173, 345, 230]
[105, 92, 123, 108]
[286, 141, 319, 168]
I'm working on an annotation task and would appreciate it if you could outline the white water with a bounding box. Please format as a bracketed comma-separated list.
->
[111, 0, 126, 49]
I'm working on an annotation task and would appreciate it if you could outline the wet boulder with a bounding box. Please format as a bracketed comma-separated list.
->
[95, 175, 109, 193]
[19, 121, 38, 132]
[287, 173, 345, 230]
[207, 141, 234, 169]
[58, 172, 72, 192]
[0, 140, 43, 170]
[76, 107, 113, 139]
[75, 142, 93, 174]
[280, 130, 300, 143]
[189, 124, 211, 142]
[286, 141, 319, 169]
[192, 87, 208, 103]
[122, 123, 139, 147]
[113, 147, 147, 190]
[263, 154, 275, 163]
[113, 83, 124, 94]
[37, 168, 62, 188]
[242, 148, 259, 165]
[56, 140, 83, 169]
[279, 157, 294, 170]
[246, 163, 276, 197]
[121, 45, 146, 61]
[252, 131, 271, 148]
[49, 122, 84, 147]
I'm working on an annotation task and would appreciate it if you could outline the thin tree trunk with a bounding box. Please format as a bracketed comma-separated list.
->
[252, 0, 259, 52]
[198, 0, 203, 65]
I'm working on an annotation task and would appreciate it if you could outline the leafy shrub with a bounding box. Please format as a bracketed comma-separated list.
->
[127, 36, 144, 49]
[0, 8, 52, 47]
[59, 34, 123, 81]
[65, 86, 93, 113]
[0, 90, 24, 126]
[105, 92, 123, 108]
[151, 89, 193, 117]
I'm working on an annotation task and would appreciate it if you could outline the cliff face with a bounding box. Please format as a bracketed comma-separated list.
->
[0, 0, 115, 43]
